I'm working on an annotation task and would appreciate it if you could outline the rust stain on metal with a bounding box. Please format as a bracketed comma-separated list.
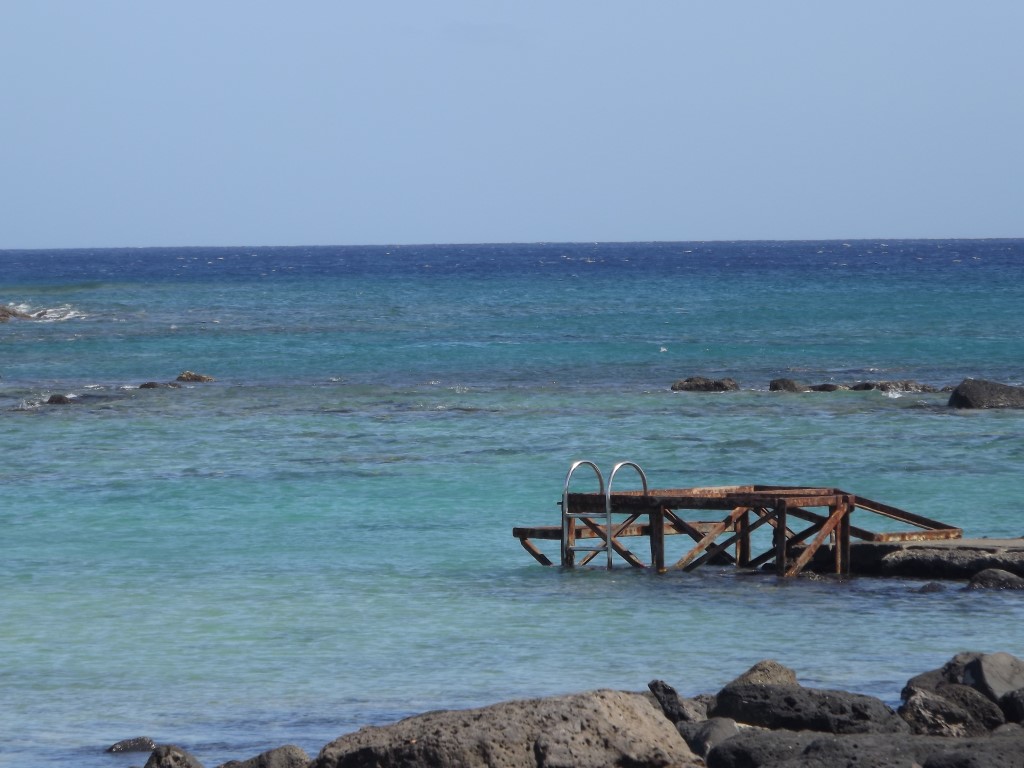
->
[514, 475, 962, 577]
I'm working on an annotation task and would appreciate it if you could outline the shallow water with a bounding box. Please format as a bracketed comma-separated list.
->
[2, 240, 1023, 767]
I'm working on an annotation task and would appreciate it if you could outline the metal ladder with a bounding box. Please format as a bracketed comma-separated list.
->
[561, 460, 648, 569]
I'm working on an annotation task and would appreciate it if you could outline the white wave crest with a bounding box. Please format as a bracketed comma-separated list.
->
[38, 304, 87, 321]
[6, 302, 87, 321]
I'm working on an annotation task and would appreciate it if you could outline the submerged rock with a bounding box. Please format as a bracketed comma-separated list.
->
[0, 304, 32, 322]
[852, 380, 938, 393]
[177, 371, 216, 382]
[106, 736, 157, 753]
[769, 378, 807, 392]
[968, 568, 1024, 590]
[948, 378, 1024, 409]
[671, 376, 739, 392]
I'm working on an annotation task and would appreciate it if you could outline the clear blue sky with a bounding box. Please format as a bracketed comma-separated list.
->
[2, 1, 1021, 248]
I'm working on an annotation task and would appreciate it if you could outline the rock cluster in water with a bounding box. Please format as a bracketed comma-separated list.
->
[0, 304, 34, 322]
[125, 651, 1024, 768]
[671, 375, 1024, 408]
[36, 372, 215, 406]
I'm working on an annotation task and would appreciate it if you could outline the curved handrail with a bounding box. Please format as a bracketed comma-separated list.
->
[606, 461, 649, 505]
[562, 460, 605, 502]
[561, 460, 605, 567]
[602, 460, 651, 569]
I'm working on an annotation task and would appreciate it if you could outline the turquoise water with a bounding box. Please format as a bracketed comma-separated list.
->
[2, 241, 1023, 766]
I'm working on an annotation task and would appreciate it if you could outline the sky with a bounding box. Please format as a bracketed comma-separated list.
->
[1, 1, 1022, 248]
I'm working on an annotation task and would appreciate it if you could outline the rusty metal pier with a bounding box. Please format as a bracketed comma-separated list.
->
[512, 461, 962, 577]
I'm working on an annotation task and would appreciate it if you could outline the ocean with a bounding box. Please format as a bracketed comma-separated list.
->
[2, 240, 1023, 767]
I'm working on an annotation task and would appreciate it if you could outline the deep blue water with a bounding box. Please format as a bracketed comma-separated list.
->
[1, 240, 1023, 767]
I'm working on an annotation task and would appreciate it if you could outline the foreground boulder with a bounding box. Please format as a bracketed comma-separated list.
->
[145, 744, 204, 768]
[708, 658, 907, 735]
[964, 652, 1024, 703]
[706, 728, 1024, 768]
[710, 681, 908, 734]
[948, 378, 1024, 409]
[671, 376, 739, 392]
[216, 744, 309, 768]
[312, 689, 700, 768]
[899, 685, 1004, 737]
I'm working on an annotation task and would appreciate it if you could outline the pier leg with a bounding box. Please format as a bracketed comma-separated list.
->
[736, 509, 750, 568]
[774, 501, 788, 575]
[837, 497, 852, 575]
[562, 516, 576, 568]
[650, 506, 665, 573]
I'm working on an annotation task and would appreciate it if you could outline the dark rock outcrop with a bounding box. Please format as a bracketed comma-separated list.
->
[676, 718, 739, 759]
[728, 659, 799, 687]
[177, 371, 216, 383]
[120, 653, 1024, 768]
[935, 683, 1006, 730]
[852, 380, 938, 393]
[708, 729, 1024, 768]
[902, 652, 985, 699]
[671, 376, 739, 392]
[769, 378, 807, 392]
[144, 744, 205, 768]
[964, 652, 1024, 703]
[106, 736, 157, 753]
[710, 681, 909, 734]
[46, 394, 74, 405]
[871, 545, 1024, 580]
[968, 568, 1024, 590]
[311, 689, 700, 768]
[0, 304, 32, 322]
[705, 729, 818, 768]
[648, 679, 706, 723]
[1001, 689, 1024, 723]
[215, 744, 309, 768]
[899, 684, 1004, 737]
[948, 378, 1024, 409]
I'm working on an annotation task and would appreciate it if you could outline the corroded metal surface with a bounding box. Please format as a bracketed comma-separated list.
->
[514, 482, 962, 576]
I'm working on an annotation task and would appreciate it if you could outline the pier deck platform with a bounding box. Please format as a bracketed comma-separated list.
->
[513, 461, 963, 577]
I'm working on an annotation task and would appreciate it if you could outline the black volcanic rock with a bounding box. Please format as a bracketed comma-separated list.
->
[949, 379, 1024, 408]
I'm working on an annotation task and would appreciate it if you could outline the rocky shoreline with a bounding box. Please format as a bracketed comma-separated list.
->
[113, 651, 1024, 768]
